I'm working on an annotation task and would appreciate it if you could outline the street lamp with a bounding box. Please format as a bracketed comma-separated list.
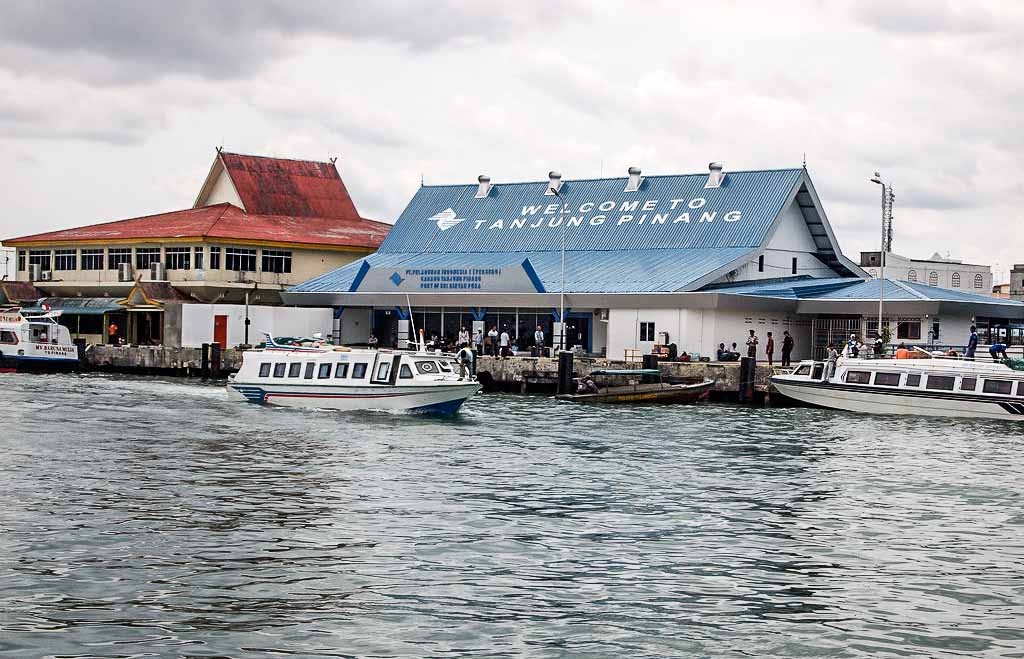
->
[549, 181, 567, 352]
[870, 172, 892, 347]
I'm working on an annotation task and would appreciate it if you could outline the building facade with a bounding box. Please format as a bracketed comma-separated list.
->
[286, 164, 1024, 358]
[860, 251, 993, 294]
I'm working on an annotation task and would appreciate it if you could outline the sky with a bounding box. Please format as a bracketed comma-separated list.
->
[1, 0, 1022, 281]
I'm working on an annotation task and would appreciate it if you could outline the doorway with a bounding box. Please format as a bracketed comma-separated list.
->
[213, 315, 228, 349]
[564, 312, 592, 353]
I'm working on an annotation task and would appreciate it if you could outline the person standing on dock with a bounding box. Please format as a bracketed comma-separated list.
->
[499, 327, 511, 359]
[107, 320, 119, 346]
[458, 326, 469, 346]
[746, 330, 758, 359]
[487, 326, 498, 357]
[534, 325, 545, 357]
[765, 332, 775, 366]
[781, 331, 794, 367]
[965, 325, 979, 360]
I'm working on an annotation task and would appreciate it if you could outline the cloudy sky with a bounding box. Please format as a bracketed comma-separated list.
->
[1, 0, 1021, 281]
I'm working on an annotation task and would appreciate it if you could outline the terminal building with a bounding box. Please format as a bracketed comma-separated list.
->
[286, 164, 1024, 359]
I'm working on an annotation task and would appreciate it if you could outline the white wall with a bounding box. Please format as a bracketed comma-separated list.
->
[339, 308, 371, 344]
[863, 253, 993, 293]
[200, 168, 244, 208]
[180, 304, 333, 347]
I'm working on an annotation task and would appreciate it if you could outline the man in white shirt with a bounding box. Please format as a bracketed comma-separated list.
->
[499, 328, 511, 359]
[487, 326, 498, 357]
[458, 326, 469, 346]
[533, 324, 545, 356]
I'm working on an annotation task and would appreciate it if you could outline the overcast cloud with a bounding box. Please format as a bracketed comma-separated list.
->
[1, 0, 1022, 280]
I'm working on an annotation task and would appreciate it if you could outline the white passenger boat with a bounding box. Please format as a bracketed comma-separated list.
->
[0, 305, 80, 371]
[227, 335, 481, 415]
[771, 352, 1024, 421]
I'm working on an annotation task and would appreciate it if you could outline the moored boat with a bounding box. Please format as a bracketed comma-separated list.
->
[0, 305, 80, 372]
[556, 368, 714, 404]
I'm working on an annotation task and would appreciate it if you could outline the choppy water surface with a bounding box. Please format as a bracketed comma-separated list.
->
[1, 374, 1023, 658]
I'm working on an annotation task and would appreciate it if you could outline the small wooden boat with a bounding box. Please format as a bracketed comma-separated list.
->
[555, 369, 714, 404]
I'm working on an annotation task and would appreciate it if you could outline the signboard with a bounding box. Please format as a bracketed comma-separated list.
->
[357, 262, 542, 293]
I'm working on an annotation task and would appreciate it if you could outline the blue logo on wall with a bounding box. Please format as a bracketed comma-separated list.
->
[389, 272, 405, 287]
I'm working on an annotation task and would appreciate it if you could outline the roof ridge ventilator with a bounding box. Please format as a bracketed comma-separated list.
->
[705, 162, 726, 189]
[624, 166, 644, 192]
[475, 174, 492, 199]
[545, 171, 563, 195]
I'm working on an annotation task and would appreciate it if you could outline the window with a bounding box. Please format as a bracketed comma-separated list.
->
[794, 364, 811, 376]
[0, 330, 18, 344]
[925, 375, 955, 391]
[897, 321, 921, 340]
[983, 380, 1013, 395]
[288, 363, 301, 378]
[415, 361, 437, 374]
[209, 246, 221, 270]
[54, 249, 76, 271]
[318, 363, 332, 379]
[758, 255, 765, 272]
[928, 271, 938, 286]
[791, 257, 798, 275]
[376, 362, 391, 380]
[304, 362, 316, 379]
[951, 272, 961, 288]
[194, 247, 204, 270]
[226, 247, 257, 272]
[974, 274, 983, 289]
[108, 248, 131, 270]
[28, 250, 51, 272]
[165, 247, 190, 270]
[960, 377, 977, 392]
[335, 363, 349, 378]
[261, 249, 292, 274]
[639, 321, 656, 342]
[352, 363, 368, 379]
[907, 270, 917, 282]
[811, 363, 825, 379]
[399, 364, 413, 379]
[258, 363, 272, 378]
[17, 250, 25, 272]
[906, 374, 922, 387]
[1017, 382, 1024, 397]
[273, 363, 287, 378]
[136, 247, 161, 269]
[845, 370, 871, 384]
[81, 248, 104, 270]
[875, 372, 901, 386]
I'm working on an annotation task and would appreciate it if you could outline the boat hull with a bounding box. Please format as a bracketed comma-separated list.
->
[771, 377, 1024, 421]
[227, 381, 482, 415]
[556, 381, 714, 404]
[0, 355, 79, 373]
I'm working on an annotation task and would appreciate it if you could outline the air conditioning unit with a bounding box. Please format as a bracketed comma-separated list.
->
[118, 262, 133, 282]
[597, 309, 609, 322]
[150, 262, 167, 281]
[39, 271, 53, 281]
[29, 263, 41, 281]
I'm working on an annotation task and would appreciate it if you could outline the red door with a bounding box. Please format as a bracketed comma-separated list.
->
[213, 315, 228, 349]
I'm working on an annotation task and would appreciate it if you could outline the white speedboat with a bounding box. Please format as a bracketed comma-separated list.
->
[771, 352, 1024, 421]
[227, 335, 480, 415]
[0, 305, 80, 372]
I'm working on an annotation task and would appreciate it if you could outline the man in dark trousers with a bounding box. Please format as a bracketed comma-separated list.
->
[765, 331, 775, 366]
[781, 330, 794, 367]
[746, 329, 758, 359]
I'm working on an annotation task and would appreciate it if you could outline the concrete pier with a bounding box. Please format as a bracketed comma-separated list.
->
[84, 345, 242, 376]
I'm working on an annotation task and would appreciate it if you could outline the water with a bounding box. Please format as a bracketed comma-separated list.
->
[1, 374, 1022, 658]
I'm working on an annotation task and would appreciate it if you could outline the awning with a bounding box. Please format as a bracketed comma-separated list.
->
[21, 297, 124, 316]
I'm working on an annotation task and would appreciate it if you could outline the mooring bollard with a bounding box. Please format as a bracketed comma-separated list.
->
[738, 356, 756, 402]
[557, 350, 574, 395]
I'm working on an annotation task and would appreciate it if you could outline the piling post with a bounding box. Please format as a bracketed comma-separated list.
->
[557, 351, 574, 395]
[738, 356, 756, 403]
[201, 343, 210, 378]
[210, 343, 222, 379]
[641, 354, 659, 383]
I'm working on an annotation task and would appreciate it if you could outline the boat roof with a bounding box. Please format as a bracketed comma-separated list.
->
[590, 369, 661, 376]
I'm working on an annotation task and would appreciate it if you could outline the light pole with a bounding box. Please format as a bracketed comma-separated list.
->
[870, 172, 894, 347]
[549, 182, 567, 352]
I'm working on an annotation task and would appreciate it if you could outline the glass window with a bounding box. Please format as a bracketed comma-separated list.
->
[906, 374, 922, 387]
[304, 363, 316, 379]
[793, 364, 811, 376]
[983, 380, 1013, 395]
[874, 372, 901, 386]
[791, 257, 798, 275]
[54, 249, 76, 271]
[1017, 382, 1024, 397]
[845, 370, 871, 384]
[907, 270, 917, 282]
[226, 247, 257, 272]
[352, 363, 368, 379]
[258, 363, 272, 378]
[758, 255, 765, 272]
[335, 363, 349, 379]
[928, 271, 938, 286]
[165, 247, 190, 270]
[0, 330, 18, 344]
[960, 377, 977, 391]
[415, 360, 437, 375]
[974, 274, 983, 289]
[261, 249, 292, 274]
[28, 250, 51, 272]
[194, 247, 204, 270]
[811, 363, 824, 379]
[399, 364, 413, 378]
[81, 248, 104, 270]
[897, 321, 921, 340]
[209, 246, 221, 270]
[273, 363, 287, 378]
[288, 362, 301, 378]
[951, 272, 961, 288]
[925, 375, 955, 391]
[318, 363, 332, 379]
[135, 247, 161, 269]
[639, 321, 656, 342]
[108, 248, 131, 269]
[375, 362, 390, 380]
[17, 250, 25, 272]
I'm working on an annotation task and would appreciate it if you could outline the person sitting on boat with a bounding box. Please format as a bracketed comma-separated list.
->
[895, 343, 911, 359]
[990, 342, 1009, 362]
[580, 376, 599, 394]
[843, 334, 862, 358]
[946, 349, 959, 358]
[873, 337, 884, 357]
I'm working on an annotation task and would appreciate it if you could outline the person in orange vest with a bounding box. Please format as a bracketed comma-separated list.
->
[107, 321, 119, 345]
[895, 342, 910, 359]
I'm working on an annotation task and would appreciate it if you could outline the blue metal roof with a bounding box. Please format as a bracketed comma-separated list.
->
[706, 276, 1024, 306]
[378, 169, 804, 254]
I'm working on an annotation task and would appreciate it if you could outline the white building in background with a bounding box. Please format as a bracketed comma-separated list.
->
[860, 251, 993, 294]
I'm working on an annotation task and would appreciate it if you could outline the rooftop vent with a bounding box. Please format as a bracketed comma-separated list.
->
[705, 162, 725, 189]
[545, 171, 563, 195]
[624, 166, 643, 192]
[475, 174, 492, 199]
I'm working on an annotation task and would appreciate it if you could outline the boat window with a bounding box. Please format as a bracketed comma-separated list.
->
[793, 364, 811, 376]
[0, 330, 16, 344]
[416, 361, 438, 375]
[906, 374, 922, 387]
[304, 362, 316, 379]
[1016, 382, 1024, 397]
[335, 363, 349, 379]
[273, 363, 287, 378]
[258, 363, 272, 378]
[399, 364, 413, 379]
[318, 363, 332, 379]
[845, 370, 871, 384]
[925, 375, 955, 391]
[288, 363, 301, 378]
[811, 363, 824, 379]
[960, 377, 977, 392]
[437, 361, 452, 372]
[874, 372, 901, 386]
[983, 380, 1013, 395]
[352, 363, 368, 379]
[376, 362, 391, 380]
